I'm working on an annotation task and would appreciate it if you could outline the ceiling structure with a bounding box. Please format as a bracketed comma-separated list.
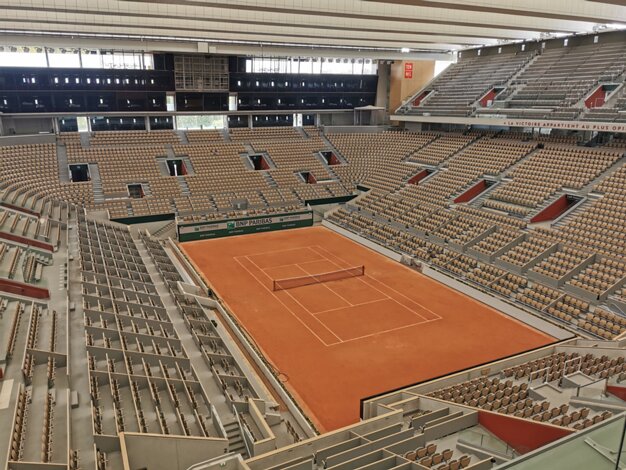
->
[0, 0, 625, 59]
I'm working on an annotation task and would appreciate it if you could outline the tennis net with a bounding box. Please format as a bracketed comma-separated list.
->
[272, 265, 365, 291]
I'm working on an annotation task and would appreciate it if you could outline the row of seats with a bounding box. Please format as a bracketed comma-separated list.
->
[9, 388, 30, 462]
[6, 302, 25, 359]
[89, 130, 180, 146]
[531, 246, 590, 280]
[567, 258, 625, 296]
[42, 391, 55, 462]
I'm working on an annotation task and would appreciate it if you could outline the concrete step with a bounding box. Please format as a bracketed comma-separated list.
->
[165, 146, 177, 159]
[176, 130, 189, 144]
[176, 177, 191, 196]
[552, 196, 594, 228]
[263, 172, 278, 188]
[295, 126, 309, 138]
[79, 132, 91, 148]
[88, 163, 105, 204]
[152, 220, 176, 239]
[56, 143, 71, 183]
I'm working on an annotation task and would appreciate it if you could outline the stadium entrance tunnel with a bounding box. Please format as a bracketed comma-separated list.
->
[531, 195, 583, 223]
[320, 150, 341, 166]
[127, 184, 145, 199]
[69, 164, 90, 182]
[408, 168, 434, 185]
[412, 90, 432, 106]
[166, 159, 187, 176]
[454, 179, 496, 203]
[585, 84, 620, 108]
[248, 153, 274, 170]
[299, 171, 318, 184]
[479, 86, 505, 107]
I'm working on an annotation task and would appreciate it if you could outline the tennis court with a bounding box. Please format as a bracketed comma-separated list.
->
[181, 226, 555, 432]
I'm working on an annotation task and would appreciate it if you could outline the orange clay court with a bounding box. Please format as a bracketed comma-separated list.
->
[181, 226, 555, 432]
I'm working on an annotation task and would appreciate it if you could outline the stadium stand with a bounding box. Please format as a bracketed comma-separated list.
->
[402, 51, 534, 117]
[1, 11, 626, 470]
[2, 128, 625, 347]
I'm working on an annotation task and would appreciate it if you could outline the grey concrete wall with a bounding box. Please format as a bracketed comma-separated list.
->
[319, 113, 355, 127]
[246, 412, 403, 470]
[323, 125, 387, 134]
[210, 300, 317, 439]
[1, 117, 54, 136]
[423, 412, 478, 442]
[121, 433, 227, 470]
[0, 133, 56, 146]
[375, 63, 391, 111]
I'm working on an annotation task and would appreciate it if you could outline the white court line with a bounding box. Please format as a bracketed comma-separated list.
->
[0, 379, 14, 409]
[233, 256, 341, 346]
[260, 258, 332, 272]
[309, 245, 432, 322]
[311, 297, 392, 316]
[234, 246, 323, 274]
[312, 244, 443, 321]
[236, 245, 322, 259]
[335, 317, 441, 344]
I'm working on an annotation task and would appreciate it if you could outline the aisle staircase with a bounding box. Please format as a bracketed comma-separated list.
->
[177, 177, 191, 196]
[88, 164, 104, 204]
[224, 421, 249, 458]
[56, 144, 70, 183]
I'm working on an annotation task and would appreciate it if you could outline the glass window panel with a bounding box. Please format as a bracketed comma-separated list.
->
[176, 114, 225, 130]
[144, 54, 154, 70]
[48, 50, 81, 68]
[0, 50, 47, 67]
[300, 59, 313, 74]
[81, 51, 102, 68]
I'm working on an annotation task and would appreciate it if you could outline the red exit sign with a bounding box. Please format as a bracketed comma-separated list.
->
[404, 62, 413, 79]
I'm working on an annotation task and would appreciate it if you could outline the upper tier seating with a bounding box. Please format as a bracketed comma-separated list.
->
[503, 43, 626, 116]
[400, 39, 626, 121]
[403, 52, 532, 116]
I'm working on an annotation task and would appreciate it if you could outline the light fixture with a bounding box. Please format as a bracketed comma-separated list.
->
[401, 47, 410, 53]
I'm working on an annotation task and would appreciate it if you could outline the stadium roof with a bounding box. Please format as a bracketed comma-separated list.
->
[1, 0, 625, 59]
